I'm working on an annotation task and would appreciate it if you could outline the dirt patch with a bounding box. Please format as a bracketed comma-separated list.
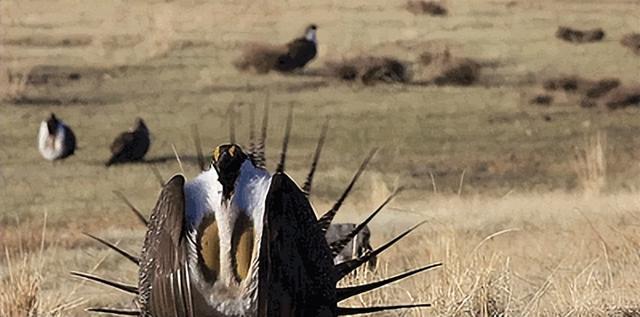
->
[324, 56, 411, 85]
[585, 79, 620, 98]
[233, 43, 287, 74]
[415, 49, 483, 86]
[621, 33, 640, 55]
[433, 59, 481, 86]
[602, 86, 640, 110]
[538, 75, 636, 110]
[530, 95, 553, 106]
[543, 76, 619, 96]
[3, 34, 93, 47]
[556, 26, 605, 43]
[406, 1, 448, 16]
[99, 34, 145, 49]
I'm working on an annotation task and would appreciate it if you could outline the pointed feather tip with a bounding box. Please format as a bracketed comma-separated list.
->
[112, 190, 148, 226]
[302, 117, 330, 195]
[82, 232, 140, 266]
[336, 220, 429, 279]
[86, 307, 140, 316]
[276, 104, 294, 173]
[337, 262, 442, 301]
[317, 147, 379, 232]
[70, 271, 138, 295]
[330, 187, 405, 257]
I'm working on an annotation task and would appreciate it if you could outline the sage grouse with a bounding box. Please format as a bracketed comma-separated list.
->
[74, 107, 441, 316]
[106, 118, 150, 167]
[235, 24, 318, 74]
[37, 113, 76, 161]
[275, 24, 318, 72]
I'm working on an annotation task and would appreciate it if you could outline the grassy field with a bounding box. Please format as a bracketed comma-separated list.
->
[1, 0, 640, 315]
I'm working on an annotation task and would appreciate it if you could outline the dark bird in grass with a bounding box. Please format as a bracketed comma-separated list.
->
[235, 24, 318, 74]
[74, 107, 441, 316]
[38, 113, 76, 161]
[274, 24, 318, 72]
[106, 118, 150, 167]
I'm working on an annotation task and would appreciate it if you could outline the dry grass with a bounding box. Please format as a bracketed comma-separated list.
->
[573, 131, 607, 195]
[0, 253, 43, 317]
[0, 215, 83, 317]
[335, 189, 640, 316]
[0, 65, 30, 103]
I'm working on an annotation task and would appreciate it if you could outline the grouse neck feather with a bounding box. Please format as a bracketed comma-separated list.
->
[38, 121, 66, 160]
[184, 166, 223, 229]
[305, 28, 317, 44]
[230, 160, 271, 220]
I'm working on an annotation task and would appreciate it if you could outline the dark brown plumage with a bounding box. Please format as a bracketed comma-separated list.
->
[106, 118, 150, 167]
[274, 24, 318, 72]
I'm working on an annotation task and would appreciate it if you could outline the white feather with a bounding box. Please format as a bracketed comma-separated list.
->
[38, 121, 67, 161]
[184, 167, 223, 229]
[305, 28, 317, 44]
[233, 160, 271, 223]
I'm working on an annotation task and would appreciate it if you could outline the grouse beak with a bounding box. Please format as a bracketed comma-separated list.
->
[211, 144, 247, 197]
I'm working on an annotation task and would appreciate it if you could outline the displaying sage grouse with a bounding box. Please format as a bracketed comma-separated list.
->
[106, 118, 150, 167]
[37, 113, 76, 161]
[275, 24, 318, 72]
[73, 107, 441, 316]
[326, 223, 376, 270]
[235, 24, 318, 74]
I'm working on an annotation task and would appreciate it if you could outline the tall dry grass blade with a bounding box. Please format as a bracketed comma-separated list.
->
[192, 124, 206, 172]
[148, 165, 164, 186]
[337, 303, 432, 315]
[457, 168, 466, 196]
[113, 190, 148, 226]
[573, 131, 607, 195]
[171, 144, 185, 175]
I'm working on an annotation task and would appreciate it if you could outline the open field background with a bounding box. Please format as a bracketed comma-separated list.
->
[1, 0, 640, 315]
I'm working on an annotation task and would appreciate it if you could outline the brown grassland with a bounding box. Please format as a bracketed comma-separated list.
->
[1, 0, 640, 316]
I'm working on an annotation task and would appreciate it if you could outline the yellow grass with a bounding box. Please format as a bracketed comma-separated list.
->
[1, 0, 640, 315]
[573, 131, 607, 196]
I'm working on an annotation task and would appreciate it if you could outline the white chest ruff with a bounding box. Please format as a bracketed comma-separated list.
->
[38, 122, 66, 160]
